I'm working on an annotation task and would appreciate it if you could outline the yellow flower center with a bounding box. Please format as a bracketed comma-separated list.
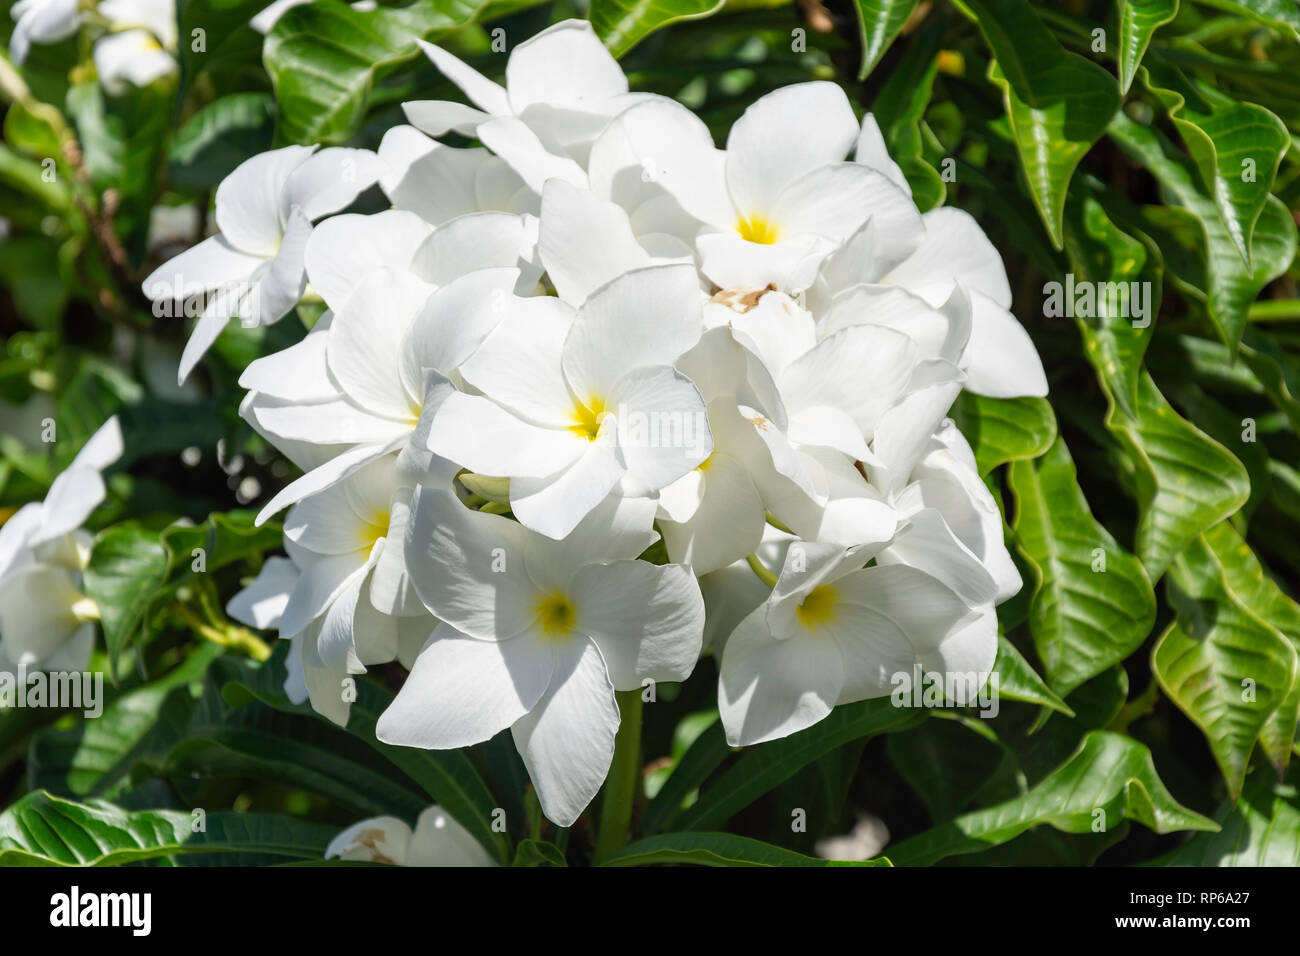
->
[736, 214, 780, 245]
[795, 585, 838, 630]
[359, 510, 391, 553]
[535, 591, 577, 640]
[570, 395, 607, 441]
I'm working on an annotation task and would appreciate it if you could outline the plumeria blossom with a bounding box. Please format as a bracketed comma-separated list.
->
[718, 539, 994, 746]
[0, 418, 122, 673]
[404, 19, 651, 169]
[326, 805, 497, 866]
[137, 15, 1052, 832]
[142, 144, 382, 382]
[378, 489, 703, 826]
[228, 456, 436, 725]
[93, 0, 178, 94]
[427, 263, 713, 539]
[241, 258, 524, 522]
[579, 83, 921, 293]
[9, 0, 80, 64]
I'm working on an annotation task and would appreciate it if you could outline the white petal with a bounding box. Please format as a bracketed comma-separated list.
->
[227, 555, 299, 630]
[510, 432, 625, 540]
[477, 116, 587, 194]
[505, 19, 627, 110]
[399, 267, 519, 397]
[608, 365, 712, 492]
[403, 487, 539, 641]
[408, 212, 531, 287]
[284, 147, 382, 223]
[538, 179, 655, 305]
[406, 805, 498, 867]
[415, 37, 510, 115]
[510, 637, 619, 827]
[855, 113, 910, 196]
[377, 623, 555, 749]
[304, 210, 432, 312]
[327, 269, 432, 422]
[718, 603, 843, 747]
[724, 82, 858, 221]
[215, 145, 315, 256]
[962, 291, 1048, 398]
[772, 163, 920, 245]
[458, 295, 577, 427]
[562, 263, 703, 404]
[588, 97, 731, 228]
[239, 323, 336, 403]
[570, 560, 704, 690]
[883, 206, 1012, 308]
[401, 99, 493, 138]
[427, 391, 586, 478]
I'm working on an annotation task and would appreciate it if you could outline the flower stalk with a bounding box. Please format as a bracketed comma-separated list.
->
[593, 689, 643, 862]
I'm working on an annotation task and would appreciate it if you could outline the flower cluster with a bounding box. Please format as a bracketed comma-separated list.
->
[146, 19, 1047, 826]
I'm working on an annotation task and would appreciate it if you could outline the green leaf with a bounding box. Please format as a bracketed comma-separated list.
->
[168, 93, 274, 190]
[951, 393, 1057, 476]
[869, 15, 947, 209]
[82, 512, 284, 668]
[965, 0, 1120, 247]
[0, 791, 334, 866]
[1199, 523, 1300, 773]
[1107, 112, 1296, 349]
[26, 644, 222, 798]
[888, 717, 1007, 823]
[675, 698, 924, 831]
[601, 832, 889, 867]
[886, 731, 1218, 866]
[264, 0, 492, 145]
[642, 717, 730, 834]
[851, 0, 919, 80]
[81, 523, 170, 668]
[1142, 59, 1289, 268]
[217, 651, 509, 863]
[1063, 182, 1161, 418]
[1008, 436, 1156, 695]
[1105, 371, 1250, 580]
[1201, 0, 1300, 39]
[591, 0, 726, 58]
[1117, 0, 1178, 94]
[1154, 533, 1298, 796]
[992, 635, 1074, 715]
[1148, 768, 1300, 866]
[511, 839, 567, 866]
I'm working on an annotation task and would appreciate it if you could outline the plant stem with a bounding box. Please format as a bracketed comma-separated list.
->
[1248, 299, 1300, 322]
[594, 689, 643, 862]
[172, 602, 271, 661]
[746, 552, 779, 588]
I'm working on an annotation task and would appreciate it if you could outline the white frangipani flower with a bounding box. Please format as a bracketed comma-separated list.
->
[378, 489, 704, 826]
[241, 260, 520, 522]
[9, 0, 80, 65]
[0, 417, 122, 673]
[718, 539, 993, 746]
[326, 805, 497, 866]
[93, 29, 177, 95]
[377, 125, 537, 224]
[404, 19, 648, 167]
[581, 83, 922, 293]
[427, 263, 713, 539]
[142, 144, 382, 383]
